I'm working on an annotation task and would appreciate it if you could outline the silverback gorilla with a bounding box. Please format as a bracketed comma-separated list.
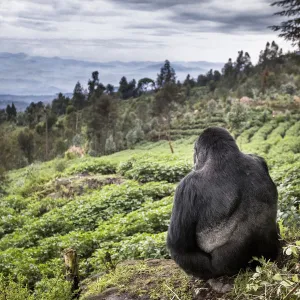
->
[167, 127, 280, 279]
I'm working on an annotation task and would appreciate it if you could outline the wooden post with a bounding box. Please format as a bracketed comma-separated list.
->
[167, 132, 174, 154]
[45, 109, 48, 160]
[64, 248, 79, 298]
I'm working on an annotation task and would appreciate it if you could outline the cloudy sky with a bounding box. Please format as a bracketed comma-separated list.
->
[0, 0, 293, 63]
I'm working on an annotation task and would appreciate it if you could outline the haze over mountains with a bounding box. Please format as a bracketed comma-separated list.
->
[0, 52, 223, 105]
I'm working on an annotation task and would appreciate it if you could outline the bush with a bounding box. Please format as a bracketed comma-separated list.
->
[67, 159, 117, 175]
[119, 157, 192, 183]
[0, 274, 34, 300]
[54, 160, 67, 173]
[89, 232, 168, 272]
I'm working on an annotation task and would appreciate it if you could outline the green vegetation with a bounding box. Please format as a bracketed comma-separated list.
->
[0, 115, 299, 298]
[1, 31, 300, 299]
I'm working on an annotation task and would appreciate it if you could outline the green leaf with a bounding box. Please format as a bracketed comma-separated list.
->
[256, 266, 262, 273]
[281, 280, 293, 288]
[292, 275, 299, 283]
[273, 273, 283, 281]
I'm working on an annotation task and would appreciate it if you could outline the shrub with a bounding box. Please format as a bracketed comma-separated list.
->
[0, 274, 34, 300]
[54, 160, 67, 173]
[67, 159, 117, 175]
[89, 232, 168, 272]
[119, 157, 192, 183]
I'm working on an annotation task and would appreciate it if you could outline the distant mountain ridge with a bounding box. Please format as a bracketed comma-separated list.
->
[0, 94, 72, 111]
[0, 52, 224, 96]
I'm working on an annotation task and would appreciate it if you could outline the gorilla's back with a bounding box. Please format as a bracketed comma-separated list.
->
[195, 152, 278, 254]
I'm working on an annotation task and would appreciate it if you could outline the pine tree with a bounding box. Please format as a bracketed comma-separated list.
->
[11, 103, 17, 117]
[270, 0, 300, 47]
[118, 76, 129, 99]
[73, 82, 85, 110]
[222, 58, 234, 77]
[88, 71, 99, 95]
[6, 104, 17, 121]
[156, 60, 176, 88]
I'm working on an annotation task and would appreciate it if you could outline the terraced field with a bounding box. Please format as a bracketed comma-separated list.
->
[0, 117, 299, 299]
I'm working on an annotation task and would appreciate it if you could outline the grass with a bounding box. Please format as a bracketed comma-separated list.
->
[0, 119, 299, 299]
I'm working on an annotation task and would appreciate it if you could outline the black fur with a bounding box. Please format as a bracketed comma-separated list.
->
[167, 127, 280, 279]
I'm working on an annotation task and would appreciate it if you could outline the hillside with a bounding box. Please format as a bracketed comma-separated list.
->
[0, 48, 300, 299]
[0, 112, 299, 299]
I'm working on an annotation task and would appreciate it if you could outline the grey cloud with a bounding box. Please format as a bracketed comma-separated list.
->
[123, 1, 282, 35]
[109, 0, 207, 11]
[116, 1, 280, 35]
[12, 19, 57, 32]
[173, 11, 276, 33]
[0, 37, 166, 50]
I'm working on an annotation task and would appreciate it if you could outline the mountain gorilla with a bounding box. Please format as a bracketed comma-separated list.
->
[167, 127, 280, 279]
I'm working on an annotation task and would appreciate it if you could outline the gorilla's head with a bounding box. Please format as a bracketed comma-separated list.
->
[194, 127, 239, 168]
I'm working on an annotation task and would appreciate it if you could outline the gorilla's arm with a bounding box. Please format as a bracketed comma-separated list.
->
[167, 176, 219, 278]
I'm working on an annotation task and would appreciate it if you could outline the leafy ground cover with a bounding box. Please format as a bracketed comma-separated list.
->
[0, 117, 299, 299]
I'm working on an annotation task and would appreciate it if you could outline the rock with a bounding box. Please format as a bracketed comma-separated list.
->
[207, 279, 233, 293]
[84, 288, 134, 300]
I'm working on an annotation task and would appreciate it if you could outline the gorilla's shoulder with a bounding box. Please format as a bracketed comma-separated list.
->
[177, 171, 203, 192]
[245, 153, 269, 172]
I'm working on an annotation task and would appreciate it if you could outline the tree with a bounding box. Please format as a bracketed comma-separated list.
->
[213, 70, 222, 82]
[0, 109, 6, 124]
[197, 74, 208, 86]
[6, 103, 17, 121]
[106, 84, 115, 95]
[184, 74, 196, 88]
[156, 60, 176, 88]
[86, 95, 118, 154]
[137, 78, 155, 94]
[227, 103, 248, 132]
[118, 77, 137, 99]
[270, 0, 300, 47]
[11, 103, 17, 118]
[72, 82, 85, 110]
[118, 76, 128, 98]
[18, 129, 34, 163]
[222, 58, 234, 78]
[88, 71, 99, 95]
[88, 71, 105, 99]
[207, 99, 217, 116]
[52, 93, 70, 115]
[258, 41, 282, 67]
[25, 101, 45, 128]
[105, 135, 116, 154]
[6, 104, 11, 118]
[153, 83, 179, 120]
